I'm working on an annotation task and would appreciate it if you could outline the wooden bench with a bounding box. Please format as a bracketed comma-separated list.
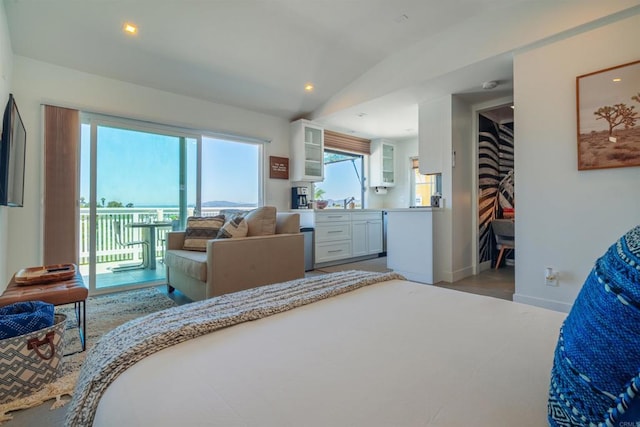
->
[0, 268, 88, 354]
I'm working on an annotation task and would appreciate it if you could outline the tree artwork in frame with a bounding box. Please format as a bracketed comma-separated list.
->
[577, 60, 640, 170]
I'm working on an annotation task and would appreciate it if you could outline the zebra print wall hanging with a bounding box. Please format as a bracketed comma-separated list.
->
[478, 115, 514, 264]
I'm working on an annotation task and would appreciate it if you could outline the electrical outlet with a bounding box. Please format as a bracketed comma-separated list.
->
[545, 276, 559, 286]
[545, 267, 559, 286]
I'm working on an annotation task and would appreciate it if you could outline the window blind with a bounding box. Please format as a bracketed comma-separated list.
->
[324, 130, 371, 155]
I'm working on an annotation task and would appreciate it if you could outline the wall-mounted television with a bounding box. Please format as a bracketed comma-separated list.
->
[0, 94, 26, 207]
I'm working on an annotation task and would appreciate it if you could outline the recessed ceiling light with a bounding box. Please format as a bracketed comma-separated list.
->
[123, 22, 138, 35]
[613, 78, 622, 82]
[304, 83, 314, 92]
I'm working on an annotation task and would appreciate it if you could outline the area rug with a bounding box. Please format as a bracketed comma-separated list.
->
[0, 286, 178, 423]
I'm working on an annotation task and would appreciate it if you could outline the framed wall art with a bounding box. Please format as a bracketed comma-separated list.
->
[269, 156, 289, 179]
[576, 59, 640, 170]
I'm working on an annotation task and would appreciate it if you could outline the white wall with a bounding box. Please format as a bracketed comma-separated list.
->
[0, 2, 13, 288]
[451, 96, 473, 280]
[4, 56, 292, 287]
[513, 13, 640, 311]
[388, 137, 418, 209]
[418, 95, 475, 283]
[419, 95, 453, 283]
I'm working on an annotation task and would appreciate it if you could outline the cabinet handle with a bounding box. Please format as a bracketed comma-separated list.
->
[328, 230, 343, 234]
[328, 249, 343, 253]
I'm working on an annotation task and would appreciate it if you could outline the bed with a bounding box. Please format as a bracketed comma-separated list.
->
[64, 270, 568, 426]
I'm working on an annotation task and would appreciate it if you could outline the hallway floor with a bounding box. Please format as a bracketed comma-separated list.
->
[312, 256, 515, 301]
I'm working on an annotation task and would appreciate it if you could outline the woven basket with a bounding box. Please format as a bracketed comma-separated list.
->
[0, 313, 66, 404]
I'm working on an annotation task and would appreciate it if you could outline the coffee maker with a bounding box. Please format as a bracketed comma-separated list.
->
[291, 186, 309, 209]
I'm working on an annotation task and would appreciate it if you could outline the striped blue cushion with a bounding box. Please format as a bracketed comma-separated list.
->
[548, 225, 640, 426]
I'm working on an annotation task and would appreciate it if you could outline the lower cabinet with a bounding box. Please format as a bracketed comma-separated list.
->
[351, 212, 383, 257]
[314, 211, 382, 265]
[315, 212, 352, 264]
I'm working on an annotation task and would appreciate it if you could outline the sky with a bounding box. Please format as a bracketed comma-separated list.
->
[80, 125, 259, 207]
[315, 155, 363, 202]
[80, 123, 363, 208]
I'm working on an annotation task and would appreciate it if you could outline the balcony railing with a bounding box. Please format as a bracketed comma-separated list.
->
[79, 207, 247, 268]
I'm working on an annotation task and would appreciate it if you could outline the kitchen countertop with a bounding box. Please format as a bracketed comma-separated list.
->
[384, 207, 442, 212]
[289, 209, 383, 212]
[289, 208, 442, 213]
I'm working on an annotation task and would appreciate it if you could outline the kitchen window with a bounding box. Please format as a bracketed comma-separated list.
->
[314, 149, 364, 209]
[410, 157, 441, 207]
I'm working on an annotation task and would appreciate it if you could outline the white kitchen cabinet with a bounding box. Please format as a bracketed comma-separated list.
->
[369, 139, 395, 187]
[314, 210, 383, 265]
[366, 219, 383, 254]
[314, 211, 351, 263]
[351, 212, 383, 257]
[290, 119, 324, 182]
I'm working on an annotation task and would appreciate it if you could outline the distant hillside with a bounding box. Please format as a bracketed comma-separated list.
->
[202, 201, 257, 207]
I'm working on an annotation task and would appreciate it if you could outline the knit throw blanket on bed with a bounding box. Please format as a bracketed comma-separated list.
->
[65, 270, 404, 426]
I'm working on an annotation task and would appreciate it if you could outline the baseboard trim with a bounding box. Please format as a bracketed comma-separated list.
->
[513, 293, 572, 313]
[478, 261, 491, 273]
[451, 266, 474, 282]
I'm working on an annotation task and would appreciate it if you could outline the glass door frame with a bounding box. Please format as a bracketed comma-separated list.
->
[80, 113, 202, 293]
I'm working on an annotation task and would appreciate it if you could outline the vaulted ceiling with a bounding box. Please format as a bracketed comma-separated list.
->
[4, 1, 639, 138]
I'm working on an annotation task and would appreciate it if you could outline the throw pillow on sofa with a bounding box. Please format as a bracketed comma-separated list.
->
[548, 225, 640, 426]
[216, 214, 248, 239]
[244, 206, 277, 236]
[183, 215, 225, 251]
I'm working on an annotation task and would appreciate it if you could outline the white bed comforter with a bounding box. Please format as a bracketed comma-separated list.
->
[94, 279, 566, 427]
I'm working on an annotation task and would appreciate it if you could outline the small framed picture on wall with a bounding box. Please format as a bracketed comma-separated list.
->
[269, 156, 289, 179]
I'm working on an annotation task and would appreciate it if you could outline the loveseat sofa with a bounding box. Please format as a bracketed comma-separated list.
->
[164, 208, 304, 301]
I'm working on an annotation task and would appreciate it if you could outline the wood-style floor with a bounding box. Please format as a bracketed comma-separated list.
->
[311, 256, 515, 301]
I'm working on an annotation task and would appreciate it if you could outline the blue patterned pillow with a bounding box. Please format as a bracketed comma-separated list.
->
[548, 225, 640, 426]
[0, 301, 55, 340]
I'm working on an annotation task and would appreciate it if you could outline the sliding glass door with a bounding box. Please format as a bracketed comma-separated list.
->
[80, 116, 198, 292]
[78, 114, 264, 294]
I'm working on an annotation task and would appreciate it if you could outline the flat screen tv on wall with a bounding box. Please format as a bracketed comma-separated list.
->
[0, 94, 26, 207]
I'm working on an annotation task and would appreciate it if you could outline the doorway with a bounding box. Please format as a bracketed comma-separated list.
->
[476, 104, 515, 277]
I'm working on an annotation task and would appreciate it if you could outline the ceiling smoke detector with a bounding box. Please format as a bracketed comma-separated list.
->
[482, 80, 498, 90]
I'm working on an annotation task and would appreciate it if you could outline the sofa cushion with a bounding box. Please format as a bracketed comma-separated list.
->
[216, 214, 249, 239]
[244, 206, 277, 236]
[183, 215, 225, 251]
[548, 225, 640, 426]
[165, 249, 207, 282]
[276, 212, 300, 234]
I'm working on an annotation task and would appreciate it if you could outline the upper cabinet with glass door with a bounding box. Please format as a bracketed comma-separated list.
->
[290, 119, 324, 182]
[370, 139, 396, 187]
